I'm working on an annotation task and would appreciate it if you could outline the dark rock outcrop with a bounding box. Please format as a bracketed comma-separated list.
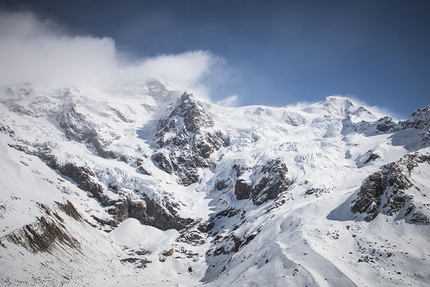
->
[350, 153, 430, 223]
[233, 158, 291, 205]
[6, 203, 81, 254]
[0, 124, 16, 137]
[212, 232, 258, 256]
[355, 150, 381, 167]
[376, 116, 397, 132]
[152, 93, 229, 185]
[400, 105, 430, 131]
[56, 101, 119, 158]
[234, 179, 252, 200]
[342, 104, 429, 142]
[111, 196, 194, 231]
[58, 163, 108, 205]
[56, 161, 196, 231]
[5, 131, 196, 232]
[398, 104, 430, 147]
[151, 152, 174, 174]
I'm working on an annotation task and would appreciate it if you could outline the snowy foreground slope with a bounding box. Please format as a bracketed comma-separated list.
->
[0, 80, 429, 286]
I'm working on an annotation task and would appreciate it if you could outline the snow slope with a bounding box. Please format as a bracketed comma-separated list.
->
[0, 81, 429, 286]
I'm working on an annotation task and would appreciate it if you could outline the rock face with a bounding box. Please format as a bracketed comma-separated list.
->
[56, 100, 120, 158]
[355, 150, 381, 167]
[233, 158, 291, 205]
[112, 196, 194, 231]
[5, 202, 81, 254]
[400, 105, 430, 131]
[4, 139, 197, 231]
[152, 93, 229, 185]
[59, 161, 196, 230]
[399, 104, 430, 147]
[350, 153, 430, 223]
[59, 163, 106, 203]
[376, 116, 398, 132]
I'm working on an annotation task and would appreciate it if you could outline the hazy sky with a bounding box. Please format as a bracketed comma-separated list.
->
[1, 0, 429, 117]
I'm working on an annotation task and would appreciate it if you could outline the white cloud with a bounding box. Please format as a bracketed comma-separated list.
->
[0, 11, 118, 87]
[119, 51, 218, 99]
[0, 10, 220, 99]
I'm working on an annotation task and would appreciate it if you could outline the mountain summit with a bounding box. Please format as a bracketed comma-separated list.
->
[1, 81, 429, 286]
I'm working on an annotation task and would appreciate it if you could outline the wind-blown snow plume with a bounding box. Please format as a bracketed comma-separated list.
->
[216, 94, 239, 107]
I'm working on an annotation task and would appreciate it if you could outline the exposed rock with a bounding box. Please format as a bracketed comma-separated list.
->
[110, 196, 194, 231]
[234, 179, 252, 200]
[341, 118, 376, 135]
[364, 153, 381, 164]
[215, 208, 240, 219]
[345, 150, 352, 159]
[283, 111, 307, 126]
[0, 124, 15, 137]
[342, 104, 429, 142]
[58, 162, 108, 205]
[56, 201, 83, 222]
[3, 83, 430, 286]
[376, 116, 397, 132]
[355, 150, 381, 167]
[400, 105, 430, 131]
[7, 143, 38, 156]
[233, 158, 291, 205]
[215, 179, 229, 191]
[211, 232, 258, 256]
[137, 165, 151, 175]
[5, 205, 80, 254]
[56, 101, 119, 158]
[140, 78, 179, 103]
[56, 102, 95, 140]
[398, 104, 430, 147]
[177, 230, 207, 246]
[152, 93, 229, 185]
[7, 135, 195, 232]
[135, 157, 152, 175]
[197, 220, 214, 233]
[233, 164, 249, 177]
[350, 153, 430, 223]
[120, 257, 152, 268]
[151, 152, 174, 174]
[109, 107, 135, 123]
[120, 154, 134, 164]
[304, 186, 331, 198]
[253, 107, 266, 116]
[161, 247, 175, 257]
[253, 159, 291, 205]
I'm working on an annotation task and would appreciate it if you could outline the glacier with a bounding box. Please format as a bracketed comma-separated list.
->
[0, 80, 429, 286]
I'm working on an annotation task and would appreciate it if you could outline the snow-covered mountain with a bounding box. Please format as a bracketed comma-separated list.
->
[0, 80, 429, 286]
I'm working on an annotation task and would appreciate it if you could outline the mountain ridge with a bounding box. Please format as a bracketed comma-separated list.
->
[0, 80, 429, 286]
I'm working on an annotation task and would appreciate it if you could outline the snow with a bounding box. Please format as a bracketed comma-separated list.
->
[111, 218, 179, 249]
[0, 134, 62, 236]
[0, 80, 429, 286]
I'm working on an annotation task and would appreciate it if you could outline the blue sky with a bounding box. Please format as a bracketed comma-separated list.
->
[1, 0, 429, 118]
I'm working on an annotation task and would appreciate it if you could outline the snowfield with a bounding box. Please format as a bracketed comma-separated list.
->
[0, 80, 429, 286]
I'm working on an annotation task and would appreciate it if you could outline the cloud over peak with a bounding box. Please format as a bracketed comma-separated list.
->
[0, 10, 220, 99]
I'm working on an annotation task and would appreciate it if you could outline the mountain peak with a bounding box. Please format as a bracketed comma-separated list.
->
[320, 95, 354, 117]
[1, 82, 429, 286]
